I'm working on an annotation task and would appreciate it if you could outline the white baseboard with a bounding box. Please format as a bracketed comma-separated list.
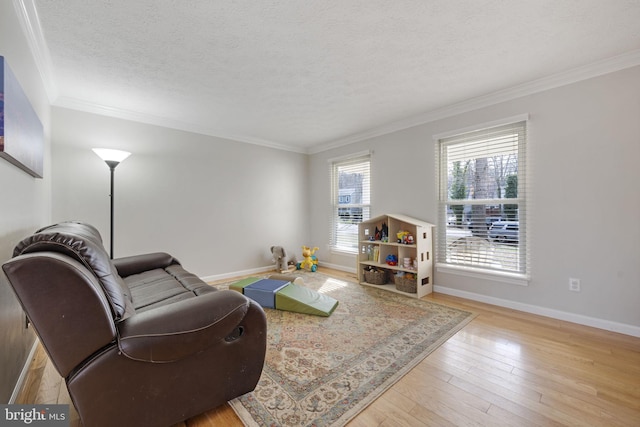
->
[200, 265, 276, 283]
[317, 262, 357, 275]
[201, 262, 358, 283]
[434, 285, 640, 338]
[9, 339, 39, 404]
[199, 264, 639, 338]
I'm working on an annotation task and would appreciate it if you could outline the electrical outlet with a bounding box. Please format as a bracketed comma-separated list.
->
[569, 278, 581, 292]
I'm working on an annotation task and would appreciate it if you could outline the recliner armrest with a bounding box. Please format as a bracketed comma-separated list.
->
[112, 252, 179, 277]
[116, 290, 257, 362]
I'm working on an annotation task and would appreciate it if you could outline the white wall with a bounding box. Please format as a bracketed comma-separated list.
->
[0, 1, 52, 402]
[2, 1, 637, 404]
[51, 107, 309, 279]
[0, 4, 52, 258]
[309, 66, 640, 331]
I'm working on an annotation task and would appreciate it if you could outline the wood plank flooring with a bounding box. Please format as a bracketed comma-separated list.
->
[15, 268, 640, 426]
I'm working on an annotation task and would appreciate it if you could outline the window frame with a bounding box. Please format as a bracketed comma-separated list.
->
[329, 151, 371, 254]
[434, 115, 529, 285]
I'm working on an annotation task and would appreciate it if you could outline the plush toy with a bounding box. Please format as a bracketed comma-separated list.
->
[297, 246, 319, 272]
[287, 254, 298, 269]
[270, 246, 289, 273]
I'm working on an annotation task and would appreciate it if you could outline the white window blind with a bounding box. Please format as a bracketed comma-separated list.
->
[330, 153, 371, 253]
[436, 120, 529, 279]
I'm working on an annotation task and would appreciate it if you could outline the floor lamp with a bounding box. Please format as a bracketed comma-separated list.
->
[92, 148, 131, 259]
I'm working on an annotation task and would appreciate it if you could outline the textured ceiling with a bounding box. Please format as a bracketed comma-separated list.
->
[21, 0, 640, 153]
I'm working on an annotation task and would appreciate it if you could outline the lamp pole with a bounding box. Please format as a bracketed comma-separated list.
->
[93, 149, 131, 259]
[106, 160, 119, 259]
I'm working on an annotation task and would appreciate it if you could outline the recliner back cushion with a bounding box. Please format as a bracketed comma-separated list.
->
[14, 221, 135, 320]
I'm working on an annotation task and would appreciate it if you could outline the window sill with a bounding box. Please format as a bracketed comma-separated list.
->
[436, 263, 529, 286]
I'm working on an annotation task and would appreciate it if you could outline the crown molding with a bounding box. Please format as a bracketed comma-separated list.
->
[13, 0, 58, 102]
[15, 0, 640, 155]
[54, 48, 640, 156]
[309, 49, 640, 154]
[15, 0, 305, 154]
[54, 96, 308, 154]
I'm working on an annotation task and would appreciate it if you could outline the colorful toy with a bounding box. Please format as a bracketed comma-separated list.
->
[396, 230, 414, 244]
[386, 254, 398, 266]
[381, 222, 389, 242]
[297, 246, 319, 272]
[397, 230, 409, 243]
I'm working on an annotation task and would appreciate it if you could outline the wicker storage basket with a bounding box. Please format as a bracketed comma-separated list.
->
[394, 276, 417, 293]
[364, 269, 386, 285]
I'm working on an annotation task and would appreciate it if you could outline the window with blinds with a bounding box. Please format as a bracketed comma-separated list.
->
[330, 153, 371, 253]
[436, 119, 528, 279]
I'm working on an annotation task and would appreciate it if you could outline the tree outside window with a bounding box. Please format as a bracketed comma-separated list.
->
[437, 120, 527, 277]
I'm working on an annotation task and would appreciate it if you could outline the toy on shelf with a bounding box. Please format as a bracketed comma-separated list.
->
[385, 254, 398, 266]
[381, 222, 389, 242]
[396, 230, 414, 244]
[297, 246, 319, 272]
[373, 222, 389, 242]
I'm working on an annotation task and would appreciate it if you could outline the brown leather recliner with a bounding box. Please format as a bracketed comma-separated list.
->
[1, 221, 267, 427]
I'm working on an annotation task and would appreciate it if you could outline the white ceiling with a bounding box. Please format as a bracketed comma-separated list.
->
[18, 0, 640, 153]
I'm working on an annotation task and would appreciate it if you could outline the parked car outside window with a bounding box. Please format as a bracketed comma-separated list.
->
[485, 216, 503, 226]
[489, 221, 519, 243]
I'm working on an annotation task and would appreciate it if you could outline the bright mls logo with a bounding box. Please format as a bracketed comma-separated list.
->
[0, 405, 68, 426]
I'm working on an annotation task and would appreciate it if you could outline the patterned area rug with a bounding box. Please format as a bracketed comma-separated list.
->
[222, 271, 475, 427]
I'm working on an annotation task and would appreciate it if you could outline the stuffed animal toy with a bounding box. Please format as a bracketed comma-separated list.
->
[287, 254, 298, 269]
[297, 246, 319, 272]
[270, 246, 289, 273]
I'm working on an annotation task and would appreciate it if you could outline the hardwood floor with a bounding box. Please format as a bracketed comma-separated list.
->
[16, 268, 640, 426]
